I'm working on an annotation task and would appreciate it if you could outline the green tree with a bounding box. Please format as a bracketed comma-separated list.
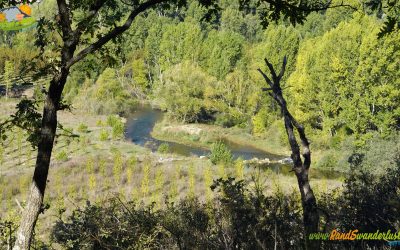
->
[159, 21, 203, 70]
[9, 1, 218, 248]
[201, 30, 244, 79]
[288, 14, 399, 140]
[144, 13, 172, 83]
[158, 62, 216, 123]
[221, 7, 262, 42]
[209, 141, 233, 165]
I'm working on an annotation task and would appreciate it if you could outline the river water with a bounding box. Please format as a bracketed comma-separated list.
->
[125, 106, 281, 160]
[124, 105, 341, 179]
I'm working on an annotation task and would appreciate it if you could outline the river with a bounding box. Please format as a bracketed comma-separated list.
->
[124, 105, 341, 179]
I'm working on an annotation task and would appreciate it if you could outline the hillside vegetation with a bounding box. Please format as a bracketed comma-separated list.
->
[0, 0, 399, 249]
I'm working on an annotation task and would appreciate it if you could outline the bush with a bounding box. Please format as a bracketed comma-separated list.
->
[157, 143, 170, 154]
[51, 199, 165, 249]
[51, 178, 304, 250]
[107, 115, 125, 139]
[48, 156, 400, 250]
[209, 141, 233, 165]
[77, 123, 89, 133]
[358, 132, 400, 175]
[318, 156, 400, 249]
[98, 129, 109, 141]
[106, 115, 119, 127]
[55, 150, 68, 162]
[96, 120, 104, 127]
[112, 122, 124, 139]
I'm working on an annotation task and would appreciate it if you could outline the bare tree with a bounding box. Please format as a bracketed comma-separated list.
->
[258, 56, 319, 249]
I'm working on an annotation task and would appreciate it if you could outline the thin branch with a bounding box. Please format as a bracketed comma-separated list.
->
[277, 55, 287, 80]
[66, 0, 168, 69]
[72, 0, 108, 39]
[261, 0, 357, 12]
[262, 87, 273, 91]
[15, 198, 24, 212]
[264, 58, 277, 81]
[257, 68, 273, 87]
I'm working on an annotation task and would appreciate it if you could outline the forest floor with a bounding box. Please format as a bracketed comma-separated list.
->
[0, 97, 343, 244]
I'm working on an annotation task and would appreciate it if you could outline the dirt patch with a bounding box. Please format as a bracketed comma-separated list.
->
[161, 124, 203, 136]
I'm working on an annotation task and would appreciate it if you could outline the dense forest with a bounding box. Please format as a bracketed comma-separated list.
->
[0, 0, 399, 249]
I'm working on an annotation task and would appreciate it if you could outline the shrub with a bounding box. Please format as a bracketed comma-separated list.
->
[234, 157, 245, 179]
[107, 115, 125, 139]
[315, 152, 338, 169]
[98, 129, 109, 141]
[318, 156, 400, 250]
[47, 156, 400, 250]
[157, 143, 170, 154]
[51, 199, 164, 250]
[55, 150, 68, 162]
[96, 120, 104, 127]
[51, 178, 304, 250]
[77, 123, 89, 133]
[106, 115, 119, 127]
[209, 141, 233, 165]
[358, 132, 400, 175]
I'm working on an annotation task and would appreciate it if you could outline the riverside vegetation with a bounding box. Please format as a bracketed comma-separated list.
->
[0, 0, 399, 249]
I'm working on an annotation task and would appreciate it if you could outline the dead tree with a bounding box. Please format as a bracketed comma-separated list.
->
[258, 56, 319, 249]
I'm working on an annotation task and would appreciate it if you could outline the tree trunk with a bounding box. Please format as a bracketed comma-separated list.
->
[11, 0, 170, 248]
[258, 56, 320, 249]
[13, 71, 68, 250]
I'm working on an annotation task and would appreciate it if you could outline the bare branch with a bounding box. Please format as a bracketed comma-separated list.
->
[257, 68, 273, 87]
[264, 58, 277, 81]
[262, 0, 358, 12]
[262, 87, 273, 91]
[278, 55, 287, 80]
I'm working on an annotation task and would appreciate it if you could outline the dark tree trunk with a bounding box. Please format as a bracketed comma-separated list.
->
[13, 1, 74, 245]
[13, 70, 69, 250]
[258, 56, 320, 249]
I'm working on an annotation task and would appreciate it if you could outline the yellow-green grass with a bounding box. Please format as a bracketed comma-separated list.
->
[0, 150, 342, 243]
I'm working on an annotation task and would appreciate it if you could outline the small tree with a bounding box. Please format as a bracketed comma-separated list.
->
[4, 60, 13, 99]
[210, 141, 233, 165]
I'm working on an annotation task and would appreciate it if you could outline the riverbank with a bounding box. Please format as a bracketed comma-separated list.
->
[151, 117, 291, 156]
[151, 116, 354, 173]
